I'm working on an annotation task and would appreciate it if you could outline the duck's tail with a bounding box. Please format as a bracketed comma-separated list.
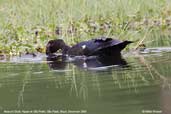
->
[96, 40, 133, 56]
[117, 40, 133, 50]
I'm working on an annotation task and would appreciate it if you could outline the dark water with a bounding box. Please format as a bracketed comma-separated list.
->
[0, 48, 171, 114]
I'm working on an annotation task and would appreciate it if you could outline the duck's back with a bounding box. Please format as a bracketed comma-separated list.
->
[67, 37, 124, 56]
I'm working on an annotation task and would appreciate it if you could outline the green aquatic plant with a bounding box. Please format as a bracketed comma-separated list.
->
[0, 0, 171, 56]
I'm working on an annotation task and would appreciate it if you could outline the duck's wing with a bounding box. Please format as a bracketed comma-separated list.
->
[93, 38, 122, 50]
[68, 37, 122, 56]
[67, 37, 132, 56]
[67, 41, 91, 56]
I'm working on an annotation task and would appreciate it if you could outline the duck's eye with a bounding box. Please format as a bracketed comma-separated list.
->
[82, 45, 86, 49]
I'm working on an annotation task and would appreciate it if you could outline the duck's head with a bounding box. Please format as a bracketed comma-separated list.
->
[46, 39, 70, 55]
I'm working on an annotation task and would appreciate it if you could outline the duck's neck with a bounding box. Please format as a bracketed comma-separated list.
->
[62, 44, 71, 55]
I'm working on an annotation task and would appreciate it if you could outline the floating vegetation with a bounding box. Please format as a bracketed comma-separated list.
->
[0, 0, 171, 56]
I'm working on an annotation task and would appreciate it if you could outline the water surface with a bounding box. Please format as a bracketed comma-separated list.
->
[0, 48, 171, 114]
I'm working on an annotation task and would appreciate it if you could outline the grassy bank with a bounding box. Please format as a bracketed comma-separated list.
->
[0, 0, 171, 55]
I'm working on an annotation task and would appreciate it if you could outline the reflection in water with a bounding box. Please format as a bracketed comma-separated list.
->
[0, 48, 171, 114]
[46, 54, 128, 70]
[47, 55, 67, 70]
